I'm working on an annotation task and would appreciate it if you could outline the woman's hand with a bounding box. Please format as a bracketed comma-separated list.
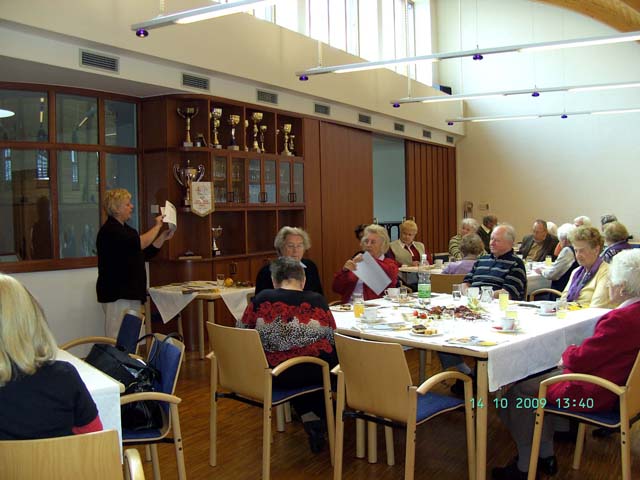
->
[411, 260, 420, 266]
[343, 254, 362, 272]
[154, 214, 165, 227]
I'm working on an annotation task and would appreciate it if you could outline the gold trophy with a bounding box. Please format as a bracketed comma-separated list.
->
[243, 119, 249, 152]
[251, 112, 263, 152]
[281, 123, 292, 156]
[210, 108, 222, 149]
[211, 225, 223, 256]
[289, 134, 296, 156]
[227, 114, 240, 150]
[177, 107, 199, 147]
[173, 159, 205, 206]
[259, 125, 268, 153]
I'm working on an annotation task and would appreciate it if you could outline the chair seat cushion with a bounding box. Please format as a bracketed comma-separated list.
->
[123, 428, 164, 441]
[416, 392, 465, 424]
[273, 384, 323, 405]
[544, 405, 620, 428]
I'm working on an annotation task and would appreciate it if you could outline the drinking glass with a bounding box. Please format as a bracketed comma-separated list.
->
[499, 292, 509, 311]
[216, 273, 225, 288]
[399, 286, 409, 302]
[545, 255, 553, 266]
[452, 284, 462, 301]
[555, 299, 568, 319]
[353, 293, 364, 318]
[480, 286, 493, 303]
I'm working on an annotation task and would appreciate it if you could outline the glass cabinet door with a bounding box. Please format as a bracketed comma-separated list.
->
[230, 157, 245, 204]
[213, 156, 227, 203]
[264, 159, 276, 204]
[248, 158, 261, 203]
[279, 160, 291, 203]
[293, 162, 304, 204]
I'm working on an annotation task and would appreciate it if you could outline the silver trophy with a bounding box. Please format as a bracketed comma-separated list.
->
[173, 160, 205, 207]
[212, 225, 223, 256]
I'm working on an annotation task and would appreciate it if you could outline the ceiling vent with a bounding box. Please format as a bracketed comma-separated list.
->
[358, 113, 372, 125]
[446, 135, 455, 144]
[314, 103, 331, 115]
[423, 129, 432, 139]
[257, 90, 278, 105]
[182, 73, 210, 91]
[80, 49, 119, 73]
[394, 122, 405, 132]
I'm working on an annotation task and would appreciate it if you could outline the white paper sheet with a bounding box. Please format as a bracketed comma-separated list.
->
[160, 200, 177, 232]
[353, 251, 391, 295]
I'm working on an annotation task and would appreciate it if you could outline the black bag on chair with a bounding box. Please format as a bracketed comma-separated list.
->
[85, 343, 148, 387]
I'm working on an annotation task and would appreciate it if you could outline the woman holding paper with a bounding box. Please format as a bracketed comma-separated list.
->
[332, 224, 398, 303]
[96, 189, 174, 337]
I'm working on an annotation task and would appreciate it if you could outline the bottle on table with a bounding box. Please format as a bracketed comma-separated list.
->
[417, 254, 431, 306]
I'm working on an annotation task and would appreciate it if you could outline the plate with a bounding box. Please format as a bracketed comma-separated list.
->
[360, 317, 384, 325]
[492, 326, 523, 333]
[330, 304, 352, 312]
[537, 311, 556, 316]
[409, 331, 443, 338]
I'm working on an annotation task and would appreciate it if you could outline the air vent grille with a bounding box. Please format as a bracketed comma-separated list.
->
[314, 103, 330, 115]
[394, 122, 405, 132]
[358, 113, 371, 125]
[182, 73, 210, 91]
[446, 135, 455, 144]
[257, 90, 278, 105]
[423, 129, 432, 139]
[80, 50, 119, 73]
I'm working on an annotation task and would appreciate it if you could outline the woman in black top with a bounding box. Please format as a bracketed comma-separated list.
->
[254, 226, 323, 296]
[96, 189, 173, 337]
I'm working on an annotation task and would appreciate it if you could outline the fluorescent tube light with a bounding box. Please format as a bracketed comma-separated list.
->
[446, 106, 640, 124]
[0, 108, 14, 118]
[520, 31, 640, 52]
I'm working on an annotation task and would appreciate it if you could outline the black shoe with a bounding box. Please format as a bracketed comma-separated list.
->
[303, 420, 326, 454]
[492, 462, 528, 480]
[592, 427, 616, 438]
[451, 379, 465, 396]
[538, 455, 558, 476]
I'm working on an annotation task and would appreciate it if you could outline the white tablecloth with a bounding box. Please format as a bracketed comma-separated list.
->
[56, 349, 123, 447]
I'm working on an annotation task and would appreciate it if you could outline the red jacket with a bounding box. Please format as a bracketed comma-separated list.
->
[547, 300, 640, 412]
[332, 256, 399, 304]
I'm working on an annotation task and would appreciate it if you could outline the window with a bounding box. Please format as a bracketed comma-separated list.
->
[0, 85, 139, 272]
[309, 0, 329, 44]
[329, 0, 346, 51]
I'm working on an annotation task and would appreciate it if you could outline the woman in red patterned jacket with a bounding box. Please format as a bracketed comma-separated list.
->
[240, 257, 337, 454]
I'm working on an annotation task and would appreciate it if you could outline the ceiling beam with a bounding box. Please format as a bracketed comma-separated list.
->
[536, 0, 640, 31]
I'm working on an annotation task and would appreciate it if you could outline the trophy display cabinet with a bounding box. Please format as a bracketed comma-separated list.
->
[140, 94, 305, 346]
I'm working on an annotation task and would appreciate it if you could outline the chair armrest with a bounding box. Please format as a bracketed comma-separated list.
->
[416, 371, 472, 395]
[120, 392, 182, 405]
[123, 448, 145, 480]
[539, 373, 625, 397]
[271, 356, 329, 376]
[59, 336, 116, 350]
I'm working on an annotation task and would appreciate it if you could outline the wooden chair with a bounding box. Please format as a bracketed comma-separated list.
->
[121, 334, 186, 480]
[0, 430, 144, 479]
[333, 334, 476, 480]
[430, 273, 466, 294]
[528, 350, 640, 480]
[527, 288, 562, 302]
[207, 322, 335, 480]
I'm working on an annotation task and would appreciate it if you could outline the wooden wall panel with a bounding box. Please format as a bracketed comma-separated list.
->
[405, 141, 457, 254]
[302, 118, 323, 279]
[320, 123, 373, 301]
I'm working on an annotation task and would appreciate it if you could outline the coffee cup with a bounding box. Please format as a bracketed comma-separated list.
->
[500, 317, 515, 331]
[362, 306, 379, 322]
[539, 301, 556, 315]
[434, 259, 444, 268]
[385, 287, 400, 300]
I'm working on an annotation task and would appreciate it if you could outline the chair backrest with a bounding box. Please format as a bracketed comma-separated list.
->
[0, 430, 123, 479]
[624, 350, 640, 420]
[334, 334, 413, 422]
[116, 311, 144, 353]
[528, 288, 562, 302]
[431, 273, 466, 294]
[207, 322, 269, 401]
[148, 334, 185, 396]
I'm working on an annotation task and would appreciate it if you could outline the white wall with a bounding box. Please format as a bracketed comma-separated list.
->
[434, 0, 640, 239]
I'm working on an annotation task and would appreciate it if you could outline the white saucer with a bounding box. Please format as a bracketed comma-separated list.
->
[537, 311, 556, 316]
[492, 326, 523, 333]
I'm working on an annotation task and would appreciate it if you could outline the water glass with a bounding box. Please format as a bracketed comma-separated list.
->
[452, 284, 462, 301]
[399, 286, 409, 302]
[556, 299, 568, 319]
[216, 273, 225, 288]
[499, 292, 509, 311]
[480, 286, 493, 303]
[353, 293, 364, 318]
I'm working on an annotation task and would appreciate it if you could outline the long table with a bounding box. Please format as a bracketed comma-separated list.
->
[332, 296, 606, 480]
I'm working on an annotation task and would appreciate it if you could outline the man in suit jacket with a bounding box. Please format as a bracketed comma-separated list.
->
[518, 219, 559, 262]
[477, 215, 497, 252]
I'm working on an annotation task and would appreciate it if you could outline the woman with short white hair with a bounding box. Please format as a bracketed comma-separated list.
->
[448, 218, 480, 261]
[535, 223, 578, 293]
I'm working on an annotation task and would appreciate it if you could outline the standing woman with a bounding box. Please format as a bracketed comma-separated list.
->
[96, 189, 173, 338]
[255, 226, 323, 295]
[0, 274, 103, 439]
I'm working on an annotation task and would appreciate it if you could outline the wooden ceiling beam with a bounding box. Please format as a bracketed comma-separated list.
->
[536, 0, 640, 31]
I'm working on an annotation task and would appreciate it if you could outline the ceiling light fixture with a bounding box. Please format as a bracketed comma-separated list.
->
[0, 108, 15, 119]
[296, 30, 640, 79]
[391, 80, 640, 105]
[445, 106, 640, 124]
[131, 0, 277, 34]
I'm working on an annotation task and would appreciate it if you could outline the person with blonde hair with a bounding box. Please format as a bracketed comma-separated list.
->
[602, 221, 632, 264]
[388, 219, 432, 266]
[97, 188, 174, 337]
[254, 226, 323, 295]
[0, 274, 102, 439]
[333, 224, 398, 303]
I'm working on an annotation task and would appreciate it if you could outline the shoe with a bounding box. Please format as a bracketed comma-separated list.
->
[592, 427, 615, 438]
[450, 374, 476, 396]
[537, 455, 558, 476]
[491, 462, 528, 480]
[303, 420, 326, 454]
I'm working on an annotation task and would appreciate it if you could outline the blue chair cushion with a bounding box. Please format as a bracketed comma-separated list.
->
[116, 313, 142, 354]
[273, 384, 324, 405]
[544, 405, 620, 428]
[416, 392, 465, 424]
[123, 427, 164, 440]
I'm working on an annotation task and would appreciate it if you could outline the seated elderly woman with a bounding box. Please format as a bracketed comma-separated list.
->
[492, 249, 640, 480]
[388, 219, 432, 266]
[560, 226, 614, 308]
[255, 226, 323, 295]
[534, 223, 578, 293]
[602, 221, 632, 264]
[0, 274, 103, 439]
[241, 257, 337, 453]
[449, 218, 480, 261]
[442, 233, 484, 275]
[333, 224, 399, 303]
